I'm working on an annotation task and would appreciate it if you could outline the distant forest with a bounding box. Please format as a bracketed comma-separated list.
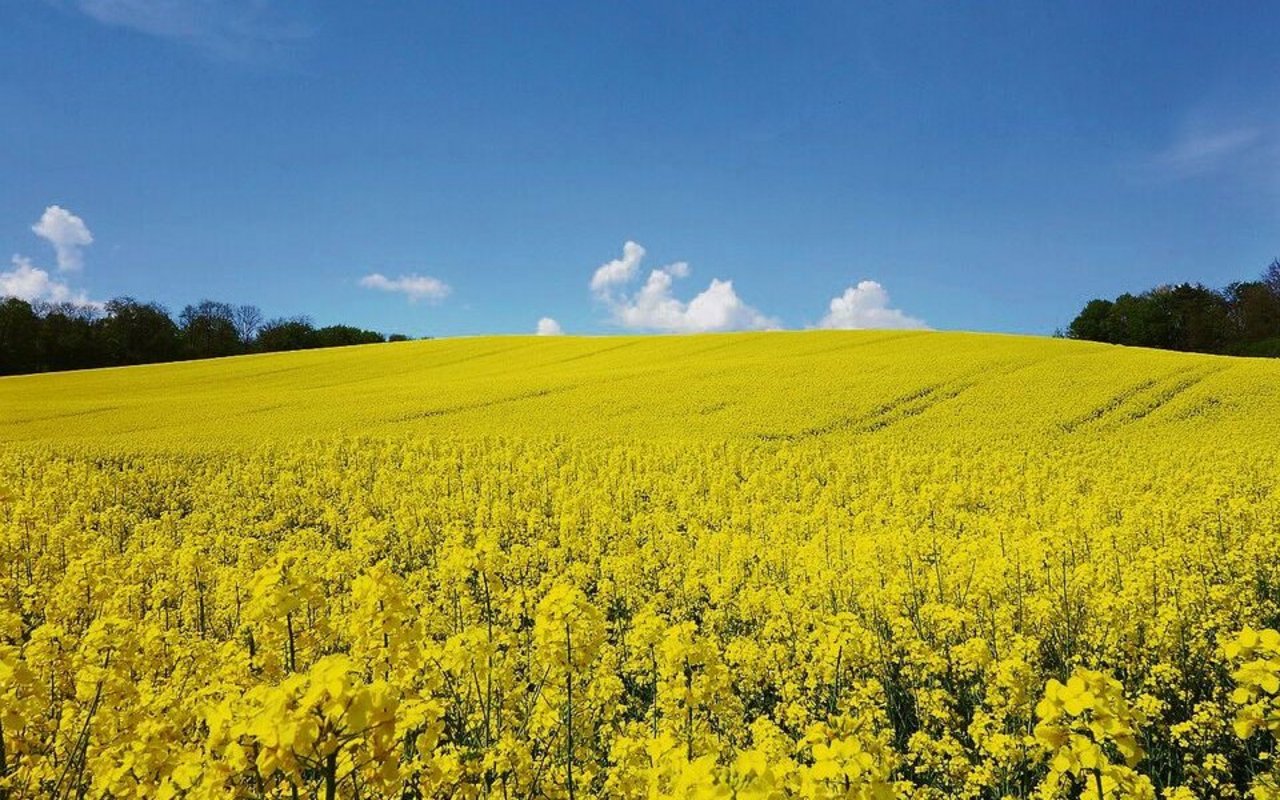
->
[1065, 260, 1280, 357]
[0, 297, 409, 376]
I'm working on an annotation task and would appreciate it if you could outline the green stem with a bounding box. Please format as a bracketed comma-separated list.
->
[565, 620, 575, 800]
[286, 612, 297, 673]
[0, 716, 8, 800]
[685, 658, 694, 762]
[325, 750, 337, 800]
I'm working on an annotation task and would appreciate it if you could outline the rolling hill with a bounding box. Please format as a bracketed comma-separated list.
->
[4, 330, 1280, 797]
[3, 330, 1278, 449]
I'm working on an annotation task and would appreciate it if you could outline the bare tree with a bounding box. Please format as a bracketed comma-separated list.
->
[1264, 258, 1280, 296]
[232, 304, 263, 345]
[33, 300, 103, 322]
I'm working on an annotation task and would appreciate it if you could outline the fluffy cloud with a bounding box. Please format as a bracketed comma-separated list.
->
[3, 205, 99, 308]
[590, 240, 646, 293]
[0, 255, 94, 306]
[536, 317, 564, 336]
[31, 205, 93, 271]
[590, 242, 777, 333]
[359, 273, 451, 303]
[817, 280, 926, 330]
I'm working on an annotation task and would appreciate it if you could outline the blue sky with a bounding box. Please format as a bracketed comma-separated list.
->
[2, 2, 1278, 337]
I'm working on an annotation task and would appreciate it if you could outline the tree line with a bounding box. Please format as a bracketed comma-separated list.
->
[0, 296, 410, 376]
[1065, 260, 1280, 356]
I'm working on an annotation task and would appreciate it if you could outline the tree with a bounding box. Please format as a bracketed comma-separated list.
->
[311, 325, 385, 348]
[1151, 283, 1230, 353]
[1065, 261, 1280, 357]
[255, 317, 317, 352]
[100, 297, 182, 366]
[1107, 292, 1168, 348]
[0, 295, 390, 375]
[1066, 299, 1115, 343]
[180, 300, 241, 359]
[34, 302, 102, 371]
[232, 304, 264, 346]
[1264, 258, 1280, 297]
[1225, 281, 1280, 344]
[0, 298, 40, 375]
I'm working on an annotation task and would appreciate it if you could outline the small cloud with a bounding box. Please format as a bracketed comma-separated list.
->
[536, 317, 564, 336]
[31, 205, 93, 271]
[0, 255, 96, 307]
[4, 205, 99, 307]
[359, 272, 451, 304]
[817, 281, 926, 330]
[590, 240, 646, 293]
[63, 0, 310, 61]
[590, 242, 777, 333]
[1151, 124, 1264, 179]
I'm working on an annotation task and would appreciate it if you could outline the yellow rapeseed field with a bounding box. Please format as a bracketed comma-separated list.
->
[2, 330, 1280, 799]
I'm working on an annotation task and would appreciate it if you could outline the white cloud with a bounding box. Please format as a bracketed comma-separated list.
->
[614, 271, 777, 332]
[359, 272, 451, 303]
[536, 317, 564, 336]
[1151, 124, 1265, 178]
[0, 255, 95, 307]
[31, 205, 93, 271]
[3, 205, 100, 307]
[66, 0, 310, 60]
[590, 240, 646, 293]
[590, 242, 777, 333]
[817, 281, 926, 330]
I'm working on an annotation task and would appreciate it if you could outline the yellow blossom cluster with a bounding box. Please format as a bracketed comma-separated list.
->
[1, 331, 1280, 798]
